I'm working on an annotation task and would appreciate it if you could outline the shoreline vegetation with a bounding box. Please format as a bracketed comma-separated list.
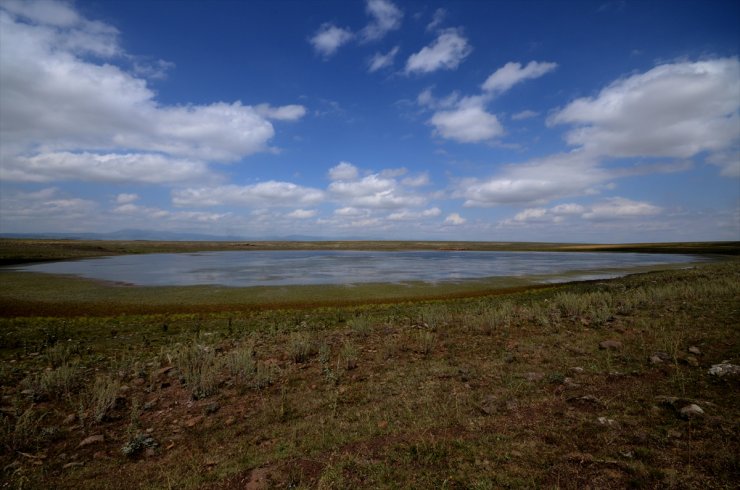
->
[0, 240, 738, 488]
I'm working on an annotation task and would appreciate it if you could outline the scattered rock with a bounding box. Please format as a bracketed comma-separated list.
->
[599, 340, 622, 351]
[377, 420, 388, 429]
[523, 372, 544, 382]
[708, 363, 740, 378]
[92, 451, 108, 460]
[679, 404, 704, 419]
[563, 377, 580, 389]
[78, 434, 104, 448]
[570, 367, 584, 374]
[688, 346, 702, 356]
[597, 416, 618, 427]
[225, 416, 236, 426]
[185, 415, 204, 428]
[685, 355, 699, 367]
[649, 355, 664, 365]
[63, 413, 76, 425]
[156, 366, 174, 377]
[132, 378, 146, 386]
[63, 462, 84, 470]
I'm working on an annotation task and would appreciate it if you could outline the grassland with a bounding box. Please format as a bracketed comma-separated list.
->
[0, 240, 738, 489]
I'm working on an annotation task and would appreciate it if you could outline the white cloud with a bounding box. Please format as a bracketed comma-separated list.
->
[511, 110, 539, 121]
[583, 197, 661, 220]
[0, 2, 306, 185]
[549, 58, 740, 161]
[115, 193, 139, 205]
[707, 150, 740, 178]
[368, 46, 400, 72]
[430, 106, 503, 143]
[426, 8, 446, 31]
[405, 28, 471, 75]
[360, 0, 403, 42]
[254, 104, 307, 121]
[309, 23, 353, 58]
[402, 173, 430, 187]
[329, 173, 425, 209]
[0, 187, 97, 232]
[387, 207, 441, 221]
[1, 152, 211, 184]
[482, 61, 558, 94]
[328, 161, 360, 181]
[444, 213, 466, 225]
[503, 198, 660, 226]
[286, 209, 317, 219]
[172, 182, 325, 207]
[457, 152, 609, 206]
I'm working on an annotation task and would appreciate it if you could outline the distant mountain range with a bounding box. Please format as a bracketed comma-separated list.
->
[0, 229, 362, 241]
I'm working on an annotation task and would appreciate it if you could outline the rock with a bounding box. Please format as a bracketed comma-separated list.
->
[63, 413, 76, 425]
[225, 416, 236, 426]
[649, 355, 664, 365]
[78, 434, 104, 448]
[597, 416, 617, 427]
[377, 420, 388, 429]
[570, 367, 584, 374]
[63, 462, 84, 470]
[185, 415, 204, 428]
[599, 340, 622, 351]
[688, 346, 702, 356]
[679, 404, 704, 419]
[685, 355, 699, 367]
[523, 372, 544, 382]
[563, 377, 580, 389]
[156, 366, 174, 377]
[708, 363, 740, 378]
[92, 451, 107, 460]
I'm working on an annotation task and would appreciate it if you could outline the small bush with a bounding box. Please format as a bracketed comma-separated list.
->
[340, 341, 358, 370]
[289, 333, 315, 363]
[418, 331, 437, 356]
[176, 341, 219, 399]
[348, 315, 372, 338]
[89, 375, 121, 423]
[225, 343, 256, 386]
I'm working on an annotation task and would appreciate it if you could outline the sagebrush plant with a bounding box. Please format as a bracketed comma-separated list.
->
[418, 330, 437, 356]
[23, 363, 80, 401]
[340, 341, 358, 370]
[289, 332, 315, 363]
[176, 340, 219, 399]
[44, 342, 77, 368]
[89, 375, 120, 423]
[348, 315, 372, 338]
[225, 343, 256, 387]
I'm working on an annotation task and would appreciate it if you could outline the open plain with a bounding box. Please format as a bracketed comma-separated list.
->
[0, 240, 738, 489]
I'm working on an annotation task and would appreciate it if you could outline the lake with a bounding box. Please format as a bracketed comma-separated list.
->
[7, 250, 700, 287]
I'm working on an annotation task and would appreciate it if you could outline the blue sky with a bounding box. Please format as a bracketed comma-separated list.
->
[0, 0, 738, 242]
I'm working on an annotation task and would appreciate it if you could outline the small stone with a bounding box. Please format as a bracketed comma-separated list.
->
[63, 462, 84, 470]
[688, 346, 701, 356]
[599, 340, 622, 350]
[685, 355, 699, 367]
[708, 363, 740, 378]
[225, 416, 236, 426]
[156, 366, 174, 377]
[523, 372, 544, 382]
[185, 415, 204, 428]
[78, 434, 104, 448]
[92, 451, 107, 460]
[132, 378, 146, 386]
[597, 416, 617, 427]
[377, 420, 388, 429]
[649, 355, 663, 365]
[679, 404, 704, 419]
[63, 413, 76, 425]
[570, 367, 584, 374]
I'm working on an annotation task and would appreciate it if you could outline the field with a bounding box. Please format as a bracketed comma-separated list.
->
[0, 240, 738, 488]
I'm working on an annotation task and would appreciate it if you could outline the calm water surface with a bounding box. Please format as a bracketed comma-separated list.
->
[8, 251, 699, 287]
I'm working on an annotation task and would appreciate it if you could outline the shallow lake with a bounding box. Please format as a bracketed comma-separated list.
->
[8, 250, 700, 287]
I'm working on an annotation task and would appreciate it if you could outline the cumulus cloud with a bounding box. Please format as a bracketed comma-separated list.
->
[426, 8, 446, 31]
[328, 161, 360, 181]
[430, 105, 503, 143]
[387, 207, 441, 221]
[1, 152, 211, 184]
[115, 193, 139, 205]
[360, 0, 403, 42]
[548, 58, 740, 162]
[444, 213, 466, 225]
[0, 1, 305, 185]
[511, 110, 539, 121]
[457, 152, 610, 207]
[286, 209, 318, 219]
[504, 198, 660, 227]
[309, 23, 353, 58]
[405, 28, 471, 75]
[172, 182, 325, 207]
[482, 61, 558, 94]
[368, 46, 400, 72]
[254, 104, 307, 121]
[0, 187, 97, 232]
[329, 174, 425, 209]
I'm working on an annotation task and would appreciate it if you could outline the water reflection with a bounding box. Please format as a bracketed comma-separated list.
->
[9, 250, 698, 287]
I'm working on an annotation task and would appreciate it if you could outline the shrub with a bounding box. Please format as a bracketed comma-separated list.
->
[89, 375, 121, 423]
[177, 341, 219, 399]
[289, 333, 315, 363]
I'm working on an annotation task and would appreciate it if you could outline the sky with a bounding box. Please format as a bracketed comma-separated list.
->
[0, 0, 738, 243]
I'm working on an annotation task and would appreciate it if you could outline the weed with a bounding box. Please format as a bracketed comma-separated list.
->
[176, 340, 219, 399]
[89, 375, 121, 423]
[348, 315, 372, 338]
[224, 343, 256, 386]
[341, 341, 358, 370]
[289, 332, 315, 363]
[418, 330, 437, 356]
